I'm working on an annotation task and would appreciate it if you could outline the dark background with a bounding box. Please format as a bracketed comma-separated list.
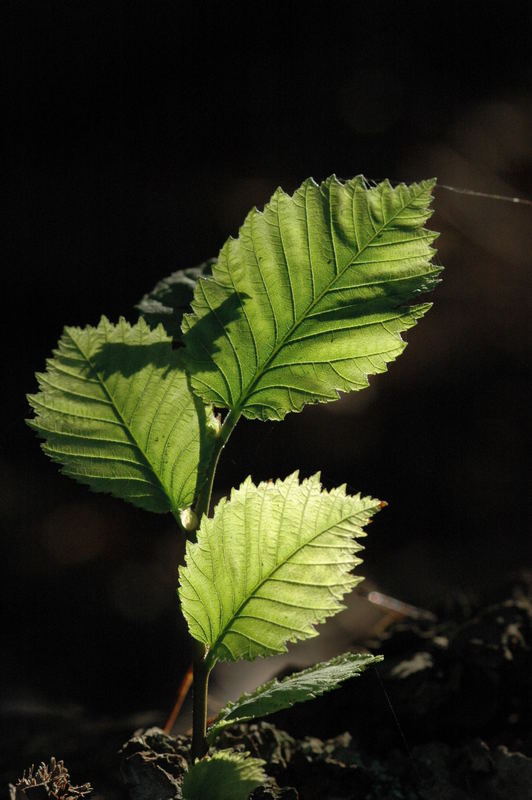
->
[3, 0, 531, 739]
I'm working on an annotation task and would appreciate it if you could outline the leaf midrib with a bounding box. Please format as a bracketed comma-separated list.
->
[230, 184, 429, 415]
[206, 504, 367, 665]
[66, 329, 175, 514]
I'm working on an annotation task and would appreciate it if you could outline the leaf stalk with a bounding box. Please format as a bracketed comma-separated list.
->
[191, 642, 212, 760]
[191, 406, 241, 533]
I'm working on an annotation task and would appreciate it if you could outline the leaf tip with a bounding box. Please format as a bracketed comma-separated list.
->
[301, 175, 319, 190]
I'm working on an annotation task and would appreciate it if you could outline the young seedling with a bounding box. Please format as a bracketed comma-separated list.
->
[28, 176, 441, 798]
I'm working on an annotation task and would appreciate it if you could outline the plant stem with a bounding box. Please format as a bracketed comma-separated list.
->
[189, 406, 241, 756]
[191, 642, 211, 759]
[192, 406, 241, 530]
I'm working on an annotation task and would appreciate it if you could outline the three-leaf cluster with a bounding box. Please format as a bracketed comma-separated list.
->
[28, 176, 441, 799]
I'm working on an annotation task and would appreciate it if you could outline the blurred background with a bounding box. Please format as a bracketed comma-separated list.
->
[2, 0, 531, 747]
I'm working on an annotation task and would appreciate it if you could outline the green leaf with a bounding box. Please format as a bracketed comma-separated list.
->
[182, 750, 266, 800]
[27, 317, 217, 518]
[137, 259, 215, 340]
[182, 175, 441, 421]
[178, 472, 381, 664]
[207, 651, 383, 742]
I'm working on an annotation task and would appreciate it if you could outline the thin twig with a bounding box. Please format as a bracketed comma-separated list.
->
[163, 663, 194, 734]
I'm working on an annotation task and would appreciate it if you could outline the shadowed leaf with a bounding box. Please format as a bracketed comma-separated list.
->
[207, 651, 383, 741]
[138, 260, 216, 340]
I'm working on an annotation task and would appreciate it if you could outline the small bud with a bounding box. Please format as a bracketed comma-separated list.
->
[207, 407, 222, 438]
[180, 508, 198, 531]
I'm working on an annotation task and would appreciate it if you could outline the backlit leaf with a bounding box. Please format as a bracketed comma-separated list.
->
[182, 750, 266, 800]
[27, 317, 217, 518]
[179, 472, 381, 663]
[182, 176, 441, 420]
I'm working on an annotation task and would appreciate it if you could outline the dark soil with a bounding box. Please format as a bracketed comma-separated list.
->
[6, 577, 532, 799]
